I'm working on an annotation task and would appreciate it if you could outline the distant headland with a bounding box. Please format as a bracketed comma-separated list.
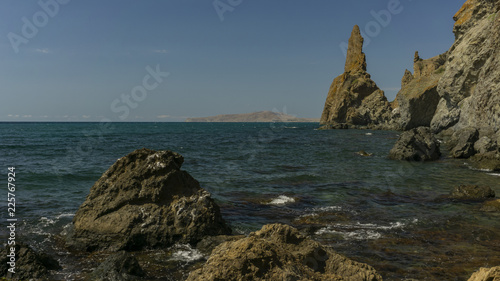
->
[185, 111, 320, 123]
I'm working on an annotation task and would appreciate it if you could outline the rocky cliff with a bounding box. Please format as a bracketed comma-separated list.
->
[320, 25, 396, 129]
[430, 0, 500, 170]
[431, 0, 500, 134]
[394, 51, 447, 130]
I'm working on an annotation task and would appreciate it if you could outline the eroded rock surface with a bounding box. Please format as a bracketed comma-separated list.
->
[467, 266, 500, 281]
[388, 127, 441, 161]
[186, 223, 382, 281]
[0, 243, 61, 280]
[69, 148, 231, 251]
[320, 25, 395, 129]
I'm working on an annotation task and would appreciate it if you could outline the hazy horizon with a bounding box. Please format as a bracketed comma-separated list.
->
[1, 0, 464, 122]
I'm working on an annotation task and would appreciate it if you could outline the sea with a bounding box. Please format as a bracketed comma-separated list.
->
[1, 122, 499, 280]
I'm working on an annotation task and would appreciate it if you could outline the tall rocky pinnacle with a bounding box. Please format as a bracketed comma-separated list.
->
[344, 25, 367, 73]
[320, 25, 395, 129]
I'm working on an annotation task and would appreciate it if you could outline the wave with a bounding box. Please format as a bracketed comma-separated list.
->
[170, 244, 204, 262]
[267, 195, 296, 205]
[315, 220, 414, 240]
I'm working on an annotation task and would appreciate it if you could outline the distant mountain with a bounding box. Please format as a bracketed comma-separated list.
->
[185, 111, 319, 123]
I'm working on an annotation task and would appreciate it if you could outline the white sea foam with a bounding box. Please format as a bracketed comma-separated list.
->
[170, 244, 204, 262]
[487, 173, 500, 177]
[365, 133, 373, 136]
[315, 221, 409, 240]
[267, 195, 295, 205]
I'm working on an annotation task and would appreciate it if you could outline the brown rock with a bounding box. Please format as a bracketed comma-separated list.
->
[449, 185, 495, 201]
[320, 25, 395, 129]
[186, 224, 382, 281]
[467, 266, 500, 281]
[481, 199, 500, 212]
[431, 0, 500, 133]
[395, 52, 446, 130]
[344, 25, 367, 73]
[68, 148, 231, 251]
[388, 127, 441, 161]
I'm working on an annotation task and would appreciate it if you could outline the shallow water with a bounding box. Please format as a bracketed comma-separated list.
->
[1, 122, 499, 280]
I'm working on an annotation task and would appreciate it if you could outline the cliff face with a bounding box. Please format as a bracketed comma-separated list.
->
[320, 26, 395, 129]
[431, 0, 500, 133]
[394, 52, 447, 130]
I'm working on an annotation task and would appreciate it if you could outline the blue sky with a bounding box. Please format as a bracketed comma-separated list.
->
[0, 0, 464, 122]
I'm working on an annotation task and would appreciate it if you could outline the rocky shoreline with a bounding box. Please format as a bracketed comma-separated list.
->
[320, 0, 500, 172]
[2, 147, 499, 280]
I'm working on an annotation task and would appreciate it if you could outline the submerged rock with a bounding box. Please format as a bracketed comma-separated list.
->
[186, 223, 382, 281]
[69, 148, 231, 251]
[481, 199, 500, 212]
[449, 185, 495, 201]
[467, 266, 500, 281]
[388, 127, 441, 161]
[87, 251, 145, 281]
[0, 243, 61, 280]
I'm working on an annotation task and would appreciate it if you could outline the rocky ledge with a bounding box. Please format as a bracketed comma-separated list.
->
[187, 223, 382, 281]
[67, 148, 231, 251]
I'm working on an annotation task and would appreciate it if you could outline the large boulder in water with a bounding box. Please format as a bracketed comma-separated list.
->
[69, 148, 231, 251]
[388, 127, 441, 161]
[186, 223, 382, 281]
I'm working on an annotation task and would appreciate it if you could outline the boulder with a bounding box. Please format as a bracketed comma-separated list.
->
[186, 223, 382, 281]
[320, 25, 395, 129]
[69, 148, 231, 251]
[388, 127, 441, 161]
[86, 251, 145, 281]
[469, 151, 500, 171]
[0, 243, 61, 280]
[467, 266, 500, 281]
[431, 0, 500, 133]
[481, 199, 500, 212]
[449, 185, 495, 201]
[450, 127, 479, 158]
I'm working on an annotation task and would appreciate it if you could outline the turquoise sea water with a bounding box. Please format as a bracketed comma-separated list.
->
[1, 122, 499, 280]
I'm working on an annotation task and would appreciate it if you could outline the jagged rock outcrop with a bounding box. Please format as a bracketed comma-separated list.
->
[186, 223, 382, 281]
[388, 127, 441, 161]
[431, 0, 500, 133]
[467, 266, 500, 281]
[394, 52, 447, 130]
[0, 243, 61, 280]
[68, 148, 231, 251]
[320, 25, 396, 129]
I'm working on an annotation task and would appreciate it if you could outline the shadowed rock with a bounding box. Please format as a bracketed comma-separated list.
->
[0, 243, 61, 280]
[86, 251, 145, 281]
[68, 148, 231, 252]
[395, 52, 446, 130]
[186, 223, 382, 281]
[388, 127, 441, 161]
[449, 185, 495, 201]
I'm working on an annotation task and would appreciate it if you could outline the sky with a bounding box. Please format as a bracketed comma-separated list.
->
[0, 0, 465, 122]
